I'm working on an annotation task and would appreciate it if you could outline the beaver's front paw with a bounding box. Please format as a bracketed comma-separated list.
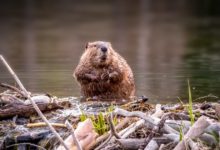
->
[84, 73, 99, 82]
[101, 73, 109, 81]
[109, 71, 120, 82]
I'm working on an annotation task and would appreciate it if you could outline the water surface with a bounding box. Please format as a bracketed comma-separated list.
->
[0, 0, 220, 103]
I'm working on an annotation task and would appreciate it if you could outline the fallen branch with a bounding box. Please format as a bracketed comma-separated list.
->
[108, 113, 120, 139]
[0, 102, 62, 119]
[116, 138, 146, 150]
[144, 140, 159, 150]
[174, 116, 211, 150]
[4, 131, 51, 147]
[115, 108, 178, 135]
[0, 83, 26, 98]
[117, 137, 171, 150]
[145, 114, 168, 147]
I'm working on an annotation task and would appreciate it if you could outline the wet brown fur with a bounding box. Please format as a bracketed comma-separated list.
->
[73, 41, 135, 100]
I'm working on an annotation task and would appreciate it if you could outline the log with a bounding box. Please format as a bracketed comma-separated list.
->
[114, 108, 178, 135]
[174, 116, 211, 150]
[165, 120, 191, 133]
[188, 138, 199, 150]
[116, 138, 146, 150]
[119, 119, 145, 138]
[3, 131, 51, 147]
[117, 137, 171, 150]
[144, 140, 158, 150]
[0, 102, 62, 119]
[199, 133, 217, 146]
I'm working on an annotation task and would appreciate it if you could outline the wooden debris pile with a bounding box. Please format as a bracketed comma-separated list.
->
[1, 85, 220, 150]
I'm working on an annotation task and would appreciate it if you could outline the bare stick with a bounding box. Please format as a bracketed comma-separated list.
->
[114, 108, 178, 134]
[0, 82, 26, 98]
[27, 122, 66, 128]
[65, 120, 82, 150]
[0, 55, 69, 150]
[94, 134, 113, 150]
[108, 113, 121, 139]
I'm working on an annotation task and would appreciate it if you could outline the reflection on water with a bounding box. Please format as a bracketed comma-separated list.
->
[0, 0, 220, 103]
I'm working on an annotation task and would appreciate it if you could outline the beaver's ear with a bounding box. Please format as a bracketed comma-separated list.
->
[85, 42, 90, 49]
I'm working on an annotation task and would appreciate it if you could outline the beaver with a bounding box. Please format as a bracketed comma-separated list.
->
[73, 41, 135, 100]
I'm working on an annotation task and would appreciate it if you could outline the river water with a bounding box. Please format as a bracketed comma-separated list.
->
[0, 0, 220, 103]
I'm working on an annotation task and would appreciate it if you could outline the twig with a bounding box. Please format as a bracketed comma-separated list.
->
[114, 108, 155, 126]
[0, 93, 25, 104]
[119, 119, 145, 138]
[94, 134, 113, 150]
[27, 122, 66, 128]
[0, 55, 69, 150]
[65, 120, 82, 150]
[108, 113, 121, 139]
[0, 82, 27, 98]
[145, 114, 168, 146]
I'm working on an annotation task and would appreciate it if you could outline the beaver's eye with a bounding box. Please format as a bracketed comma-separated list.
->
[85, 42, 89, 49]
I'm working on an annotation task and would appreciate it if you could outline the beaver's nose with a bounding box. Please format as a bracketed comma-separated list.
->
[101, 46, 107, 53]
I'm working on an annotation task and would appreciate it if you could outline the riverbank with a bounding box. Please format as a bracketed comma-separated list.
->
[0, 85, 220, 150]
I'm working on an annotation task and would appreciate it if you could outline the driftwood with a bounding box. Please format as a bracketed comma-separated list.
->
[3, 131, 51, 148]
[174, 116, 211, 150]
[0, 101, 62, 119]
[115, 108, 178, 135]
[116, 138, 146, 150]
[117, 137, 171, 150]
[144, 140, 159, 150]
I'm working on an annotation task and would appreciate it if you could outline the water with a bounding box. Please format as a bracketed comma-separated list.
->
[0, 0, 220, 103]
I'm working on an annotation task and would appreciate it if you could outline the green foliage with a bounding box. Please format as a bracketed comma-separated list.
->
[79, 105, 117, 135]
[92, 112, 108, 135]
[187, 80, 195, 126]
[179, 123, 184, 141]
[79, 111, 87, 122]
[210, 131, 219, 143]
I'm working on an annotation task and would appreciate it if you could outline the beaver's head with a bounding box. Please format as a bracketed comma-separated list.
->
[83, 41, 113, 67]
